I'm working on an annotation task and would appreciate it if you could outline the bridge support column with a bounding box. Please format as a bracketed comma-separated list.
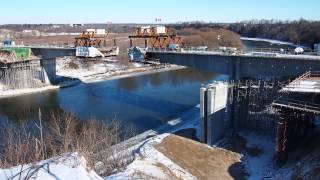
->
[200, 82, 228, 145]
[200, 87, 208, 143]
[41, 58, 56, 85]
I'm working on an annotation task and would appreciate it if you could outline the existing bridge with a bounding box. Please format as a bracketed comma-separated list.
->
[31, 47, 76, 58]
[147, 51, 320, 79]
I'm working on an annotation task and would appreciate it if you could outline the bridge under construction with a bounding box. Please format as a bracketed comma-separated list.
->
[146, 50, 320, 164]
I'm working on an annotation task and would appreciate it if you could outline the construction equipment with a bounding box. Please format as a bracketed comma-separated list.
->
[75, 31, 103, 47]
[74, 29, 119, 58]
[129, 26, 182, 49]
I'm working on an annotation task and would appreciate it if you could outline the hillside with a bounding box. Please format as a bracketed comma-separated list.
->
[178, 27, 244, 51]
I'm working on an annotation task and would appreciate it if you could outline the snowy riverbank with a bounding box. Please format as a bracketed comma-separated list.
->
[0, 153, 102, 180]
[0, 103, 286, 179]
[0, 58, 185, 99]
[56, 58, 185, 84]
[0, 85, 59, 99]
[241, 37, 296, 46]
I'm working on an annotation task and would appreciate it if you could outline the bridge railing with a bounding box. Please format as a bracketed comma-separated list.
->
[0, 44, 73, 49]
[281, 71, 320, 91]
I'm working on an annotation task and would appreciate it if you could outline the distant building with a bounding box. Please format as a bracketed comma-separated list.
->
[69, 24, 84, 27]
[22, 30, 40, 37]
[86, 29, 106, 35]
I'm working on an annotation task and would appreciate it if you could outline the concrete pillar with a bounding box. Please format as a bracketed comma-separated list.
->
[200, 82, 228, 146]
[200, 87, 207, 143]
[41, 58, 56, 85]
[145, 39, 148, 48]
[130, 39, 133, 47]
[206, 88, 214, 145]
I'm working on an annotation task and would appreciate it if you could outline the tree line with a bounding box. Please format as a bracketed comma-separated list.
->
[228, 19, 320, 48]
[2, 20, 320, 48]
[172, 19, 320, 49]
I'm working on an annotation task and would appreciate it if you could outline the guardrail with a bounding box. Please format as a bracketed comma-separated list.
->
[148, 48, 320, 61]
[287, 71, 320, 84]
[280, 71, 320, 93]
[0, 45, 74, 49]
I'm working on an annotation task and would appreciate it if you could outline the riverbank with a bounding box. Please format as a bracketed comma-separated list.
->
[56, 58, 185, 84]
[79, 64, 185, 84]
[0, 58, 185, 99]
[0, 103, 287, 179]
[241, 37, 295, 46]
[0, 85, 59, 99]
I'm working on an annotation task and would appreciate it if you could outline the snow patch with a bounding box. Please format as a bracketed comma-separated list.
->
[0, 153, 102, 180]
[241, 37, 295, 46]
[106, 133, 196, 180]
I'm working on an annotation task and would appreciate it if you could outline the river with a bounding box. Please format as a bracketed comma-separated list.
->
[0, 68, 222, 132]
[0, 38, 294, 133]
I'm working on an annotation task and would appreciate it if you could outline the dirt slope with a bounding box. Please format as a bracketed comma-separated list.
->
[155, 135, 246, 180]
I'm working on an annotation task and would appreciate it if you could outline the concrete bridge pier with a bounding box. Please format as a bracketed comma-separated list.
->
[41, 58, 57, 85]
[200, 82, 229, 145]
[227, 58, 243, 132]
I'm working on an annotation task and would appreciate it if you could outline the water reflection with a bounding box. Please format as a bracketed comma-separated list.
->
[117, 68, 216, 91]
[0, 68, 217, 133]
[0, 91, 63, 122]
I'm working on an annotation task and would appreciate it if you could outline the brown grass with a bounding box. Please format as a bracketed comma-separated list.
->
[155, 135, 246, 180]
[180, 27, 244, 51]
[15, 35, 77, 46]
[67, 60, 79, 69]
[0, 111, 134, 176]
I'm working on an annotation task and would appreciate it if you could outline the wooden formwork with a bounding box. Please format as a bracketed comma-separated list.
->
[0, 60, 46, 90]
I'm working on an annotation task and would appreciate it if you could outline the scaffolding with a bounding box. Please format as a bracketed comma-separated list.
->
[129, 26, 182, 49]
[0, 60, 46, 91]
[223, 77, 320, 165]
[228, 80, 286, 132]
[270, 71, 320, 165]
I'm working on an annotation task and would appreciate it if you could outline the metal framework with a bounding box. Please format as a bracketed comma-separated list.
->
[224, 78, 319, 165]
[281, 71, 320, 93]
[74, 31, 102, 47]
[270, 71, 320, 165]
[129, 26, 182, 48]
[228, 80, 285, 131]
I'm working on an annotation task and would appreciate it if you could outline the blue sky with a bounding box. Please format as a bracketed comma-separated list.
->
[1, 0, 319, 24]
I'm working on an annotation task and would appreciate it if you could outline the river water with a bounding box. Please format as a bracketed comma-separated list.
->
[0, 68, 221, 132]
[0, 38, 293, 133]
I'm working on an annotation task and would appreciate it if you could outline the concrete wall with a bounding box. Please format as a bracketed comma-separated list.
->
[200, 87, 207, 143]
[41, 58, 56, 84]
[148, 52, 320, 79]
[200, 82, 228, 145]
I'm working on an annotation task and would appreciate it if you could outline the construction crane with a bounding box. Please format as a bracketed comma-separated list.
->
[129, 26, 182, 49]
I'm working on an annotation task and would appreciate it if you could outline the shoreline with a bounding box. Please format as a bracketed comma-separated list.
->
[241, 37, 295, 46]
[0, 86, 59, 99]
[80, 65, 186, 84]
